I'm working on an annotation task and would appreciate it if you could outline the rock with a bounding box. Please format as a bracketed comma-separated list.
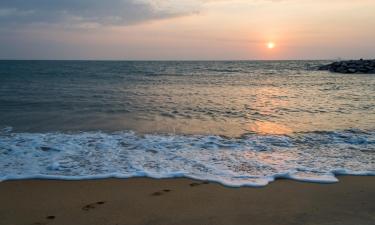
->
[337, 66, 348, 73]
[359, 68, 368, 73]
[348, 68, 357, 73]
[318, 59, 375, 74]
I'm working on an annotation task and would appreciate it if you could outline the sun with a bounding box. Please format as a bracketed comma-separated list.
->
[267, 42, 275, 49]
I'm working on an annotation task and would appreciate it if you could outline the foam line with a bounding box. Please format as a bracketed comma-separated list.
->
[0, 129, 374, 187]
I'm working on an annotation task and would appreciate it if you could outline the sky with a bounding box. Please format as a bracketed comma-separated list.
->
[0, 0, 375, 60]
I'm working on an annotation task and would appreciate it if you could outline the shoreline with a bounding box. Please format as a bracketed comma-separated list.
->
[0, 176, 374, 225]
[1, 173, 375, 187]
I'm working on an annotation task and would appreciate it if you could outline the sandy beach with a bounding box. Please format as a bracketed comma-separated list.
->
[0, 176, 374, 225]
[1, 0, 375, 223]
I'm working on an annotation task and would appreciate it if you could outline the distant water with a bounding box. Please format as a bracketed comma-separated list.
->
[0, 61, 374, 186]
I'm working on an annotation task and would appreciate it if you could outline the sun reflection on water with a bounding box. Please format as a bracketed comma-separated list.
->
[248, 121, 293, 135]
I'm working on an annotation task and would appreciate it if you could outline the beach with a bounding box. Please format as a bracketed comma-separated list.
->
[0, 176, 374, 225]
[1, 0, 375, 223]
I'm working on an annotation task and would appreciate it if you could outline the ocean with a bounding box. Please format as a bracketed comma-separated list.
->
[0, 60, 374, 186]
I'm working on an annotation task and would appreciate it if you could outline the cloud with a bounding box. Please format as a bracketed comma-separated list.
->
[0, 0, 201, 26]
[0, 0, 293, 27]
[1, 0, 366, 27]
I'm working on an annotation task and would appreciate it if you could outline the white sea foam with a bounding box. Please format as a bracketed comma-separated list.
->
[0, 129, 374, 186]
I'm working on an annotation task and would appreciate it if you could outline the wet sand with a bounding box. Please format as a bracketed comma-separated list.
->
[0, 176, 374, 225]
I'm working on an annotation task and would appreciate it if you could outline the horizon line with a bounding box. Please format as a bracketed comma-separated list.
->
[0, 58, 357, 62]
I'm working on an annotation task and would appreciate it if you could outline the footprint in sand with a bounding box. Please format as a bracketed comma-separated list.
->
[151, 189, 172, 196]
[31, 215, 56, 225]
[82, 201, 106, 211]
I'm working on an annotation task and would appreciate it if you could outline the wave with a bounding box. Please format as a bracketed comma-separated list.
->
[0, 127, 374, 187]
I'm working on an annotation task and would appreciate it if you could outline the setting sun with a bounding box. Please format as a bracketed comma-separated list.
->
[267, 42, 275, 49]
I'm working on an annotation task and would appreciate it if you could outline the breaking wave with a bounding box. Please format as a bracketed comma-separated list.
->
[0, 127, 374, 187]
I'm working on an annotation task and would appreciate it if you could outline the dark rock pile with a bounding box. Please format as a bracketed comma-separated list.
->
[318, 59, 375, 74]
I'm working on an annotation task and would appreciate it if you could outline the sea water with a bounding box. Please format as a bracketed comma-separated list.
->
[0, 60, 374, 186]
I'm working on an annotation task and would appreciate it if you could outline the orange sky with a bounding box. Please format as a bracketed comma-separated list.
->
[0, 0, 374, 59]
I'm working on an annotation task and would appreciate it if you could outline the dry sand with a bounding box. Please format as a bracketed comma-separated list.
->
[0, 176, 374, 225]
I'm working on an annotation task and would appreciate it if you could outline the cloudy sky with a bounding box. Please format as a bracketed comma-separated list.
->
[1, 0, 374, 60]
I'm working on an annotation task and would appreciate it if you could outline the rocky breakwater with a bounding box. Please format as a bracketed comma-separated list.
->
[318, 59, 375, 74]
